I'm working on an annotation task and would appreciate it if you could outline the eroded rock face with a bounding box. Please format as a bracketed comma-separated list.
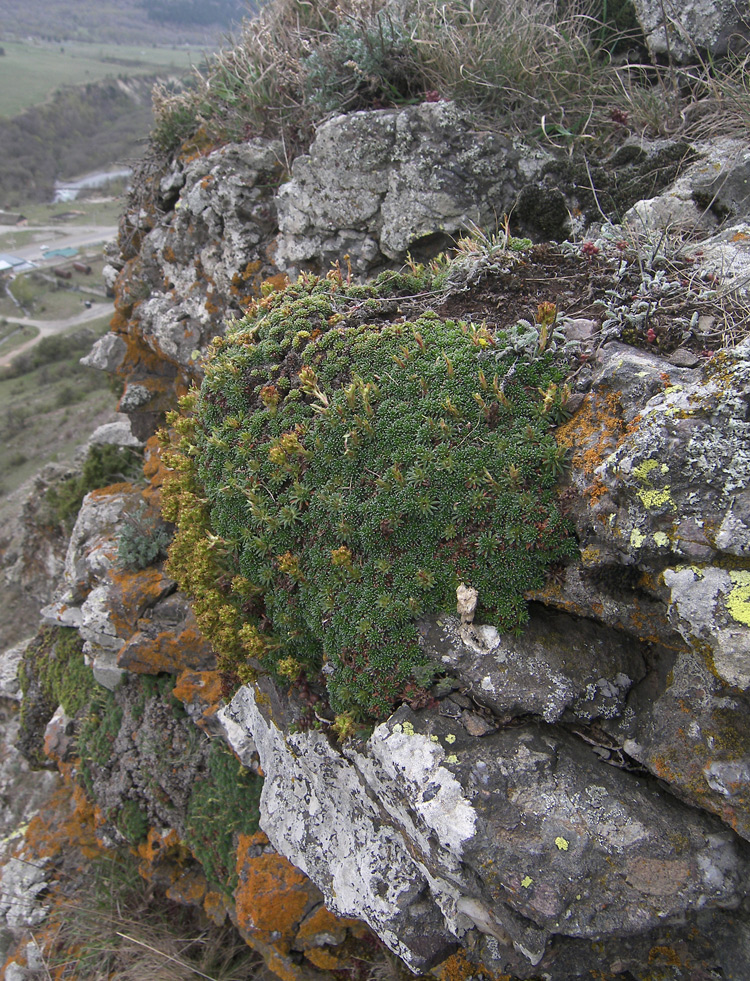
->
[622, 139, 750, 287]
[418, 607, 646, 724]
[93, 139, 284, 439]
[568, 339, 750, 677]
[220, 680, 750, 978]
[0, 465, 72, 657]
[275, 102, 550, 276]
[42, 485, 215, 689]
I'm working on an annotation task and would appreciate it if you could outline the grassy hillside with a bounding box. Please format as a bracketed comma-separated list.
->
[151, 0, 749, 163]
[0, 40, 200, 118]
[0, 76, 163, 206]
[0, 319, 117, 499]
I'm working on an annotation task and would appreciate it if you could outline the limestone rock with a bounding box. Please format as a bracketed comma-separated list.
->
[219, 681, 455, 972]
[0, 854, 51, 931]
[86, 416, 144, 449]
[685, 220, 750, 289]
[614, 646, 750, 841]
[0, 640, 28, 701]
[41, 486, 218, 689]
[127, 139, 283, 372]
[80, 332, 127, 374]
[117, 593, 216, 675]
[623, 139, 750, 286]
[220, 681, 750, 977]
[0, 699, 60, 869]
[418, 607, 645, 724]
[275, 102, 549, 276]
[576, 339, 750, 685]
[0, 466, 78, 661]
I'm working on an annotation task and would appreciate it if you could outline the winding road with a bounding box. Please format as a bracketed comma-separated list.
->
[0, 223, 117, 368]
[0, 302, 114, 368]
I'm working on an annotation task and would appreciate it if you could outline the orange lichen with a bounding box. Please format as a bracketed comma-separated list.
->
[295, 904, 359, 949]
[648, 945, 682, 966]
[556, 388, 628, 503]
[305, 948, 344, 970]
[137, 826, 181, 864]
[173, 669, 223, 720]
[137, 826, 193, 889]
[25, 779, 106, 864]
[142, 435, 169, 496]
[204, 889, 229, 925]
[265, 950, 301, 981]
[106, 566, 174, 637]
[434, 948, 511, 981]
[87, 482, 137, 500]
[261, 272, 290, 295]
[118, 622, 215, 675]
[166, 867, 208, 906]
[234, 832, 317, 950]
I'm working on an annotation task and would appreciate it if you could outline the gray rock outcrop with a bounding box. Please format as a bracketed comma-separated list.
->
[275, 102, 550, 276]
[631, 0, 750, 61]
[220, 677, 750, 977]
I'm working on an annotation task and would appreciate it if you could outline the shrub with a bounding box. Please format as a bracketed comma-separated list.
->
[163, 261, 576, 720]
[117, 501, 173, 570]
[44, 443, 144, 529]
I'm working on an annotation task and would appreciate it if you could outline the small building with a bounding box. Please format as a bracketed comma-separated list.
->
[0, 253, 36, 273]
[0, 212, 27, 226]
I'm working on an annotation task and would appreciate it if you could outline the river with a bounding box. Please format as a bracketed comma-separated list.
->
[53, 168, 132, 203]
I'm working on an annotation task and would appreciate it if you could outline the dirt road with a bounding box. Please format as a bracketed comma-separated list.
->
[0, 301, 114, 368]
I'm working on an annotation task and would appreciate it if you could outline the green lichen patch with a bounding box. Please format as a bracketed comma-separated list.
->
[163, 270, 576, 719]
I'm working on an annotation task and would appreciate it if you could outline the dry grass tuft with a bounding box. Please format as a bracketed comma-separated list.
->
[29, 853, 266, 981]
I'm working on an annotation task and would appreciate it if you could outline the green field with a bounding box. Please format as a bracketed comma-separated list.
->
[0, 40, 203, 117]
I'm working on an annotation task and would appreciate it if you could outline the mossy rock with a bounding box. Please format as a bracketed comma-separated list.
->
[163, 267, 576, 719]
[17, 626, 102, 768]
[183, 738, 263, 893]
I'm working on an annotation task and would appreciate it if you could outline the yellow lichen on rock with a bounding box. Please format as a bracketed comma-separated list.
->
[727, 572, 750, 626]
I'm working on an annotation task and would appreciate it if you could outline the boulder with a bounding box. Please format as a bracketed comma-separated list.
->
[623, 139, 750, 269]
[418, 607, 645, 724]
[275, 102, 550, 276]
[41, 486, 217, 689]
[220, 679, 750, 977]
